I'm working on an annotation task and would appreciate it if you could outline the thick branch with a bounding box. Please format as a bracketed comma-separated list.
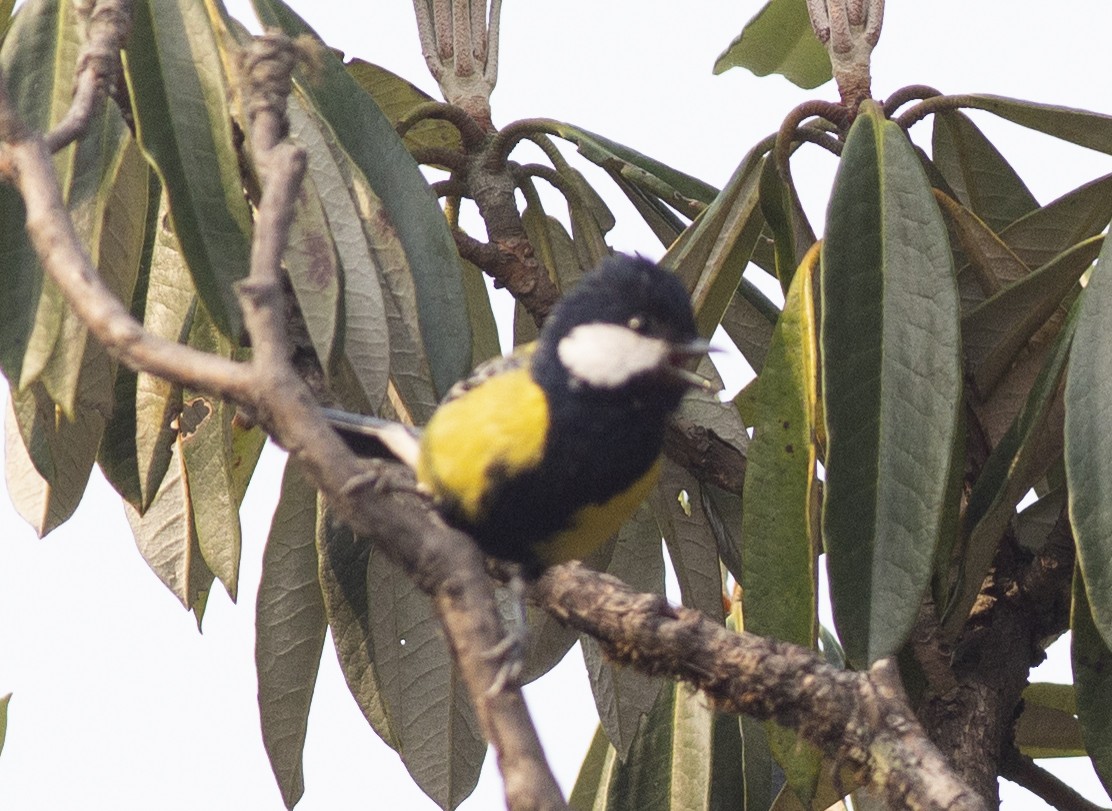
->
[534, 563, 987, 811]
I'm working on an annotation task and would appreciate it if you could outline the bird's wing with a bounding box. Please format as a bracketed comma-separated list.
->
[440, 344, 535, 404]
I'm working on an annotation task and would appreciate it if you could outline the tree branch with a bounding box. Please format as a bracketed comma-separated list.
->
[1001, 748, 1110, 811]
[533, 563, 988, 811]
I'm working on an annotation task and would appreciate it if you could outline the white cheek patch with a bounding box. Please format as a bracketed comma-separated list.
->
[557, 323, 669, 389]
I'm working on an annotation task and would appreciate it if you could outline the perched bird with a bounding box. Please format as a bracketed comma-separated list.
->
[324, 253, 710, 576]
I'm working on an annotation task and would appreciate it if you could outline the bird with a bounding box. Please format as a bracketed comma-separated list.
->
[323, 253, 711, 577]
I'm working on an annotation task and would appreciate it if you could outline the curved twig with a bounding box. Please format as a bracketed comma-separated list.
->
[44, 0, 134, 153]
[894, 94, 980, 131]
[395, 100, 487, 149]
[883, 84, 943, 117]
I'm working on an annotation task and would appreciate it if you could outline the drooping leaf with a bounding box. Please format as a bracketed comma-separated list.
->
[1015, 682, 1084, 758]
[543, 122, 718, 209]
[931, 111, 1039, 234]
[0, 692, 9, 757]
[998, 173, 1112, 272]
[1072, 570, 1112, 797]
[583, 503, 667, 759]
[123, 435, 214, 615]
[366, 542, 484, 808]
[713, 0, 832, 90]
[758, 158, 816, 295]
[665, 147, 766, 338]
[585, 681, 745, 811]
[123, 0, 252, 338]
[742, 243, 818, 649]
[719, 280, 777, 375]
[820, 102, 962, 667]
[1066, 230, 1112, 651]
[287, 91, 391, 413]
[0, 0, 77, 382]
[955, 94, 1112, 156]
[934, 190, 1029, 302]
[257, 461, 328, 810]
[963, 236, 1100, 398]
[346, 58, 462, 154]
[180, 306, 242, 601]
[315, 503, 395, 747]
[253, 0, 471, 400]
[945, 300, 1077, 638]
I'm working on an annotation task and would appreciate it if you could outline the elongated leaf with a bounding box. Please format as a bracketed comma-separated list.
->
[1015, 682, 1084, 758]
[654, 459, 724, 621]
[820, 102, 962, 667]
[665, 148, 766, 338]
[180, 307, 241, 601]
[739, 253, 821, 802]
[999, 173, 1112, 272]
[257, 461, 327, 810]
[284, 170, 341, 368]
[743, 244, 818, 647]
[1066, 230, 1112, 651]
[0, 0, 77, 382]
[934, 190, 1029, 300]
[956, 94, 1112, 156]
[123, 435, 213, 614]
[367, 543, 484, 808]
[945, 301, 1076, 637]
[346, 59, 462, 154]
[584, 504, 666, 759]
[545, 122, 718, 208]
[569, 725, 614, 811]
[713, 0, 831, 89]
[589, 681, 744, 811]
[0, 691, 8, 758]
[315, 504, 395, 747]
[123, 0, 252, 338]
[964, 236, 1100, 398]
[759, 158, 815, 295]
[254, 0, 471, 399]
[287, 92, 391, 412]
[719, 282, 777, 375]
[931, 111, 1039, 234]
[1072, 570, 1112, 797]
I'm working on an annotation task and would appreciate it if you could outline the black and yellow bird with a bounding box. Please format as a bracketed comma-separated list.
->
[324, 253, 709, 576]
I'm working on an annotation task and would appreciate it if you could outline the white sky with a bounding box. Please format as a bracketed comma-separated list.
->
[3, 1, 1112, 809]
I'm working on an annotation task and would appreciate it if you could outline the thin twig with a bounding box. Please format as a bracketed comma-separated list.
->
[1001, 748, 1110, 811]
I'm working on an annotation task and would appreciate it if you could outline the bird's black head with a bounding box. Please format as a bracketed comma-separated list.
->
[534, 254, 705, 407]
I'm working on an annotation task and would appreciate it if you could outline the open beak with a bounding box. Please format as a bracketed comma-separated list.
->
[667, 338, 720, 392]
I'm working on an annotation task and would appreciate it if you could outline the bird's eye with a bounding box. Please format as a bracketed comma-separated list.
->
[627, 316, 644, 331]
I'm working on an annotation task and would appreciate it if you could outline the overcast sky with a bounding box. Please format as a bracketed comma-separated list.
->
[2, 2, 1112, 809]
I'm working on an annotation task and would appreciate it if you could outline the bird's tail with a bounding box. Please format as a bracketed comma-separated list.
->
[320, 407, 422, 470]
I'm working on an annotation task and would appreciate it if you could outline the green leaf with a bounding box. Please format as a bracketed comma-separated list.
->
[713, 0, 831, 89]
[963, 236, 1100, 398]
[956, 94, 1112, 156]
[719, 281, 777, 375]
[1015, 683, 1084, 758]
[1066, 230, 1112, 651]
[931, 111, 1039, 234]
[253, 0, 471, 400]
[999, 173, 1112, 272]
[946, 300, 1077, 638]
[569, 725, 614, 811]
[0, 0, 77, 382]
[5, 382, 103, 536]
[592, 682, 744, 811]
[665, 147, 766, 338]
[583, 503, 666, 759]
[1072, 570, 1112, 796]
[257, 461, 328, 810]
[759, 158, 816, 296]
[654, 459, 725, 621]
[315, 503, 395, 748]
[820, 102, 962, 667]
[742, 245, 818, 649]
[123, 435, 214, 614]
[934, 190, 1030, 302]
[544, 122, 718, 208]
[366, 542, 484, 808]
[0, 692, 8, 757]
[346, 59, 462, 154]
[123, 0, 252, 339]
[180, 307, 242, 602]
[287, 92, 391, 413]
